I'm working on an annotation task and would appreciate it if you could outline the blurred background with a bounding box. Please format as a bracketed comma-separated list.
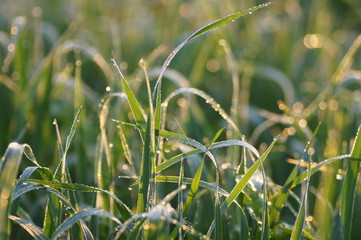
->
[1, 0, 361, 238]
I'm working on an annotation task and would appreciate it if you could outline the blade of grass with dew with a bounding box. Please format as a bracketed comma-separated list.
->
[290, 154, 313, 240]
[220, 39, 241, 166]
[292, 154, 350, 187]
[0, 142, 26, 240]
[20, 179, 133, 219]
[341, 124, 361, 240]
[9, 215, 49, 240]
[152, 2, 272, 159]
[169, 129, 224, 239]
[156, 139, 259, 173]
[12, 180, 94, 239]
[162, 87, 240, 134]
[184, 128, 224, 215]
[50, 208, 121, 240]
[270, 122, 321, 225]
[111, 58, 146, 128]
[207, 137, 278, 236]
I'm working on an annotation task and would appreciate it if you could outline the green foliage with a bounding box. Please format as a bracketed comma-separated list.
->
[1, 0, 361, 239]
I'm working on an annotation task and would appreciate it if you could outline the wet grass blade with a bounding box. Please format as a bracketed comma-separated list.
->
[156, 139, 259, 173]
[207, 137, 278, 235]
[9, 215, 49, 240]
[341, 125, 361, 240]
[111, 58, 146, 127]
[50, 208, 120, 240]
[0, 143, 26, 240]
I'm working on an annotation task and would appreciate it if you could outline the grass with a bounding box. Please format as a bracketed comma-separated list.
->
[1, 0, 361, 239]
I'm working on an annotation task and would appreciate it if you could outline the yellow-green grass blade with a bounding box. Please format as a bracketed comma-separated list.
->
[9, 215, 49, 240]
[341, 125, 361, 240]
[0, 142, 26, 240]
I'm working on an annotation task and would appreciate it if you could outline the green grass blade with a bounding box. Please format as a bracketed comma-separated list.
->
[341, 125, 361, 240]
[0, 142, 25, 240]
[111, 58, 146, 126]
[207, 137, 278, 235]
[214, 196, 223, 240]
[50, 208, 120, 240]
[153, 2, 272, 98]
[222, 137, 277, 211]
[290, 155, 313, 240]
[137, 114, 153, 213]
[156, 139, 259, 173]
[9, 215, 49, 240]
[22, 179, 133, 219]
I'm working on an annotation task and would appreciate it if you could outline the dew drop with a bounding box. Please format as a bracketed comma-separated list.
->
[22, 181, 28, 186]
[128, 187, 133, 190]
[105, 86, 111, 92]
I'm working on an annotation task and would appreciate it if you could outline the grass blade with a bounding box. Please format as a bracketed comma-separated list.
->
[341, 125, 361, 240]
[0, 142, 25, 240]
[9, 215, 49, 240]
[290, 154, 313, 240]
[50, 208, 120, 240]
[207, 137, 278, 235]
[111, 58, 146, 127]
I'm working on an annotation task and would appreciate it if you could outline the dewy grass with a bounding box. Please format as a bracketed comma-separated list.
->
[2, 0, 361, 239]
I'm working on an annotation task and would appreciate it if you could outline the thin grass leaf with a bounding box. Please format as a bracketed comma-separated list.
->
[153, 1, 272, 98]
[214, 196, 223, 240]
[50, 208, 120, 240]
[151, 3, 272, 169]
[111, 58, 146, 126]
[0, 142, 26, 240]
[156, 139, 259, 173]
[9, 215, 49, 240]
[341, 124, 361, 240]
[207, 137, 278, 236]
[22, 179, 133, 219]
[290, 154, 313, 240]
[163, 88, 240, 135]
[137, 114, 153, 213]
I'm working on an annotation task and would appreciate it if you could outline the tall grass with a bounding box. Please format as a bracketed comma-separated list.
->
[1, 0, 361, 239]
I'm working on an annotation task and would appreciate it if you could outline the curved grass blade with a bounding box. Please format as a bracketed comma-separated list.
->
[341, 125, 361, 240]
[153, 1, 272, 97]
[152, 2, 272, 158]
[163, 88, 240, 135]
[9, 215, 49, 240]
[156, 139, 259, 173]
[0, 142, 26, 240]
[184, 128, 223, 216]
[50, 208, 120, 240]
[207, 137, 278, 236]
[22, 179, 133, 219]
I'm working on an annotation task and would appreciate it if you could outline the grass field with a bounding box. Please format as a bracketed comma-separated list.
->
[1, 0, 361, 239]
